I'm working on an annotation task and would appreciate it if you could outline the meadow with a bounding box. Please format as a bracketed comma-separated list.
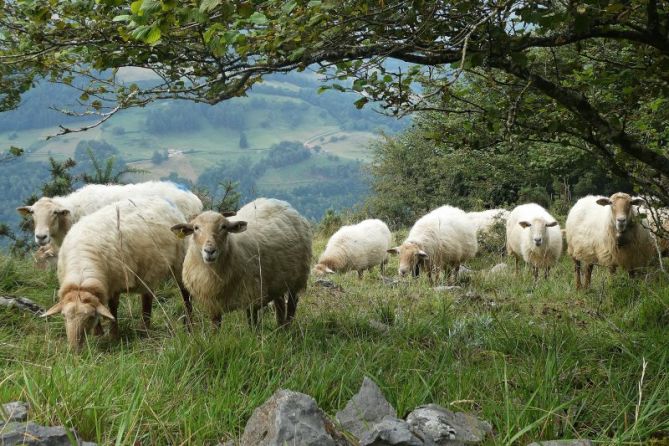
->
[1, 233, 668, 445]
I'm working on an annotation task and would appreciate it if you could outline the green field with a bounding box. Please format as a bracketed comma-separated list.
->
[1, 233, 667, 445]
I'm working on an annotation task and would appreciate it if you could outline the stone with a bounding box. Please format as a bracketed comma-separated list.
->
[406, 404, 492, 445]
[336, 377, 397, 439]
[0, 421, 92, 445]
[314, 279, 344, 292]
[359, 416, 425, 446]
[526, 441, 592, 446]
[458, 266, 473, 276]
[488, 263, 508, 275]
[1, 401, 29, 423]
[433, 286, 462, 292]
[0, 296, 44, 315]
[240, 389, 349, 446]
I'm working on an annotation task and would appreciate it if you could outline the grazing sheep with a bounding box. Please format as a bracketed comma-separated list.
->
[566, 193, 655, 289]
[468, 209, 510, 235]
[387, 205, 477, 284]
[637, 204, 669, 256]
[17, 181, 202, 249]
[171, 198, 312, 328]
[313, 219, 392, 279]
[506, 203, 562, 280]
[43, 198, 191, 350]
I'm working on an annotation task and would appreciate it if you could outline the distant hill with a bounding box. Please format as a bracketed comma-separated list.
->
[0, 72, 408, 234]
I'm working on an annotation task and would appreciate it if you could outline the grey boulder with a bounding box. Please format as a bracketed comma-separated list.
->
[336, 377, 397, 439]
[406, 404, 492, 445]
[0, 422, 91, 446]
[240, 389, 348, 446]
[1, 401, 29, 424]
[359, 416, 426, 446]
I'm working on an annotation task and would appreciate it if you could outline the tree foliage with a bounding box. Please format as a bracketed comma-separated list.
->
[1, 0, 669, 201]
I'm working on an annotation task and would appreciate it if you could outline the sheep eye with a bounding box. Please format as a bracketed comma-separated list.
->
[193, 225, 200, 231]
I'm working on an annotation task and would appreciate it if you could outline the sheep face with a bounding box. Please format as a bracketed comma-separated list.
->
[312, 264, 335, 275]
[518, 219, 558, 247]
[597, 193, 645, 238]
[388, 242, 427, 277]
[17, 198, 71, 246]
[171, 211, 247, 264]
[43, 290, 114, 351]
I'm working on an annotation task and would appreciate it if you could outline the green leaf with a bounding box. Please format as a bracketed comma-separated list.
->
[248, 12, 267, 25]
[199, 0, 220, 13]
[112, 14, 132, 22]
[130, 0, 142, 14]
[354, 97, 368, 109]
[79, 92, 90, 101]
[145, 26, 161, 44]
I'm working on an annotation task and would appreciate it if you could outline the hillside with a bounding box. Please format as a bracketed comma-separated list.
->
[0, 71, 408, 230]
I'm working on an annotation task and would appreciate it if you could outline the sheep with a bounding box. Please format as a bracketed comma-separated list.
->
[387, 205, 477, 284]
[566, 193, 655, 289]
[17, 181, 202, 249]
[468, 209, 510, 235]
[171, 198, 312, 328]
[637, 204, 669, 256]
[312, 219, 392, 279]
[505, 203, 562, 280]
[42, 197, 191, 350]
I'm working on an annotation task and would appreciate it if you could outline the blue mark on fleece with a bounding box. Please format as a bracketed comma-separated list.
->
[169, 181, 190, 192]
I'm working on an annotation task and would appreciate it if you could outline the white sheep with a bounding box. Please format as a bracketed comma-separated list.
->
[566, 193, 655, 289]
[506, 203, 562, 279]
[43, 198, 191, 350]
[17, 181, 202, 248]
[388, 205, 477, 284]
[468, 209, 510, 235]
[637, 204, 669, 256]
[313, 219, 392, 278]
[171, 198, 312, 328]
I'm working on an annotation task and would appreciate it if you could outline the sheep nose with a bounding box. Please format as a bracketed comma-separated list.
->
[35, 234, 48, 245]
[617, 217, 626, 223]
[534, 237, 542, 245]
[204, 247, 216, 255]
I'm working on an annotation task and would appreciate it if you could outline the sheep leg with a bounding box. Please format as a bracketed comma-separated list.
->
[246, 306, 261, 329]
[609, 265, 618, 275]
[286, 291, 299, 324]
[94, 321, 104, 336]
[584, 263, 594, 289]
[574, 259, 582, 290]
[273, 296, 288, 326]
[109, 293, 120, 340]
[380, 260, 387, 276]
[141, 293, 153, 330]
[514, 256, 520, 275]
[450, 264, 459, 284]
[357, 270, 364, 280]
[178, 284, 194, 327]
[532, 266, 538, 281]
[544, 268, 550, 279]
[212, 313, 222, 330]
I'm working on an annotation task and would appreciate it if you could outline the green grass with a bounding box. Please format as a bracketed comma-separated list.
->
[1, 237, 668, 445]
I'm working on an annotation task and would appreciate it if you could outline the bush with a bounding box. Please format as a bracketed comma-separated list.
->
[477, 217, 507, 255]
[518, 185, 551, 208]
[318, 209, 343, 237]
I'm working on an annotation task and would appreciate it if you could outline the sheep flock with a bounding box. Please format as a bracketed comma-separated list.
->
[19, 181, 666, 350]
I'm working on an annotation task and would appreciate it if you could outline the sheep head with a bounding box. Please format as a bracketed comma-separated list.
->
[172, 211, 247, 264]
[17, 197, 71, 247]
[518, 219, 558, 247]
[387, 242, 427, 277]
[596, 193, 645, 238]
[43, 289, 114, 351]
[312, 263, 335, 275]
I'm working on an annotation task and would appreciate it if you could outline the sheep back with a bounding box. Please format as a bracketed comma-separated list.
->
[316, 219, 392, 272]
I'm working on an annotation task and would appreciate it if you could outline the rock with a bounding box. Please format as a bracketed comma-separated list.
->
[336, 377, 397, 439]
[526, 441, 592, 446]
[217, 441, 235, 446]
[406, 404, 492, 445]
[0, 421, 93, 445]
[359, 417, 425, 446]
[314, 279, 344, 292]
[488, 263, 508, 275]
[433, 286, 462, 292]
[381, 277, 402, 287]
[1, 401, 29, 423]
[240, 389, 349, 446]
[0, 296, 44, 315]
[458, 266, 473, 276]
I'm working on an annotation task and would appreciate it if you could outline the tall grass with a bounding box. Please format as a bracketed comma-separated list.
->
[1, 238, 668, 445]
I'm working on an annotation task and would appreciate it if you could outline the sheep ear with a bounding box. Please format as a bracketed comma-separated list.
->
[171, 224, 194, 239]
[325, 267, 335, 274]
[226, 221, 247, 233]
[221, 211, 237, 217]
[55, 209, 70, 216]
[16, 206, 33, 216]
[42, 301, 63, 317]
[519, 221, 531, 228]
[546, 221, 558, 227]
[631, 198, 646, 207]
[387, 247, 400, 255]
[96, 304, 115, 321]
[417, 250, 428, 258]
[596, 198, 612, 206]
